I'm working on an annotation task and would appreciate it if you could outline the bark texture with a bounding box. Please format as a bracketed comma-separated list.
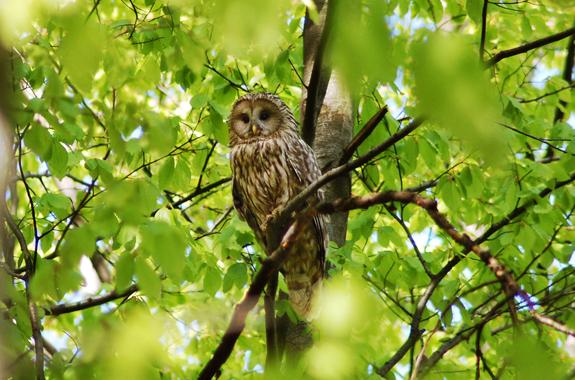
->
[302, 0, 353, 246]
[276, 0, 353, 367]
[0, 45, 15, 380]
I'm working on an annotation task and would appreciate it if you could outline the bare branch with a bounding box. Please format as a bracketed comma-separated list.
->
[480, 0, 488, 61]
[46, 284, 139, 316]
[530, 311, 575, 337]
[274, 117, 423, 228]
[170, 177, 231, 209]
[487, 26, 575, 66]
[553, 21, 575, 124]
[336, 106, 389, 167]
[519, 83, 575, 103]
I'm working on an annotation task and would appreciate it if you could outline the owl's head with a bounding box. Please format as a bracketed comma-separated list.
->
[228, 93, 297, 146]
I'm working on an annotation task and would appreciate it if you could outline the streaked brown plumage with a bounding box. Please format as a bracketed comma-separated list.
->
[228, 92, 327, 319]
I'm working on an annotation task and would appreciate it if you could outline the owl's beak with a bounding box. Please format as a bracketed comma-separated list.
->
[251, 124, 258, 135]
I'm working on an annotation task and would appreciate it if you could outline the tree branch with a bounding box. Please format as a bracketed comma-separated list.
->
[301, 0, 336, 145]
[316, 191, 520, 296]
[553, 21, 575, 125]
[264, 273, 279, 373]
[487, 26, 575, 67]
[312, 178, 575, 376]
[530, 311, 575, 337]
[26, 284, 45, 380]
[336, 106, 389, 167]
[197, 218, 307, 380]
[45, 284, 139, 316]
[376, 276, 439, 377]
[480, 0, 488, 61]
[273, 117, 423, 229]
[170, 177, 231, 209]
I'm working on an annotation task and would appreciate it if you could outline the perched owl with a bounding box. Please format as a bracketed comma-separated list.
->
[228, 92, 327, 319]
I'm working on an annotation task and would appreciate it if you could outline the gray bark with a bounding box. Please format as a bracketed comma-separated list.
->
[277, 0, 353, 369]
[302, 0, 353, 246]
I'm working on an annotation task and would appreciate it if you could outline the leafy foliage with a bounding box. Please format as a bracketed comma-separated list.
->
[1, 0, 574, 379]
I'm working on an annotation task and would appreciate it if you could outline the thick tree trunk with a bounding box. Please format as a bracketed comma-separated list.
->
[302, 0, 353, 246]
[277, 0, 353, 369]
[0, 45, 15, 379]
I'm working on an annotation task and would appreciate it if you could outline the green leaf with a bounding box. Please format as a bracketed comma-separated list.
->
[413, 34, 505, 164]
[135, 257, 161, 300]
[40, 193, 72, 219]
[116, 253, 135, 291]
[177, 31, 204, 73]
[173, 158, 192, 190]
[30, 260, 58, 300]
[138, 55, 161, 84]
[466, 0, 482, 24]
[203, 266, 221, 296]
[58, 17, 106, 93]
[140, 221, 187, 283]
[222, 263, 247, 292]
[47, 142, 68, 179]
[158, 156, 175, 190]
[191, 93, 209, 109]
[60, 226, 95, 268]
[25, 124, 53, 160]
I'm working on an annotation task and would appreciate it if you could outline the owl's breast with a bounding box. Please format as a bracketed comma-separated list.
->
[231, 139, 295, 226]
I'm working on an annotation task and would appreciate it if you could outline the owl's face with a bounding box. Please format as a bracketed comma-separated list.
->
[229, 95, 285, 144]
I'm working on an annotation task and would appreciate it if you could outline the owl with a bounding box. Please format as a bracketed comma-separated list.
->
[228, 92, 328, 319]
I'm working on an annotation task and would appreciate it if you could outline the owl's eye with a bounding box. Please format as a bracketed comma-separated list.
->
[240, 114, 250, 123]
[259, 110, 270, 121]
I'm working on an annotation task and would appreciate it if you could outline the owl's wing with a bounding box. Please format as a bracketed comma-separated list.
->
[232, 178, 267, 247]
[287, 142, 328, 267]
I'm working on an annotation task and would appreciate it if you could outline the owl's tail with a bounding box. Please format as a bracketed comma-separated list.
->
[286, 278, 322, 320]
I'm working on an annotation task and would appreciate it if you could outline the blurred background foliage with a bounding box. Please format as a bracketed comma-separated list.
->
[0, 0, 574, 379]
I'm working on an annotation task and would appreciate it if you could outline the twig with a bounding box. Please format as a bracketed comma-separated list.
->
[17, 128, 39, 268]
[474, 323, 485, 380]
[204, 63, 245, 91]
[480, 0, 488, 61]
[46, 284, 139, 316]
[376, 277, 439, 377]
[171, 177, 231, 208]
[519, 83, 575, 103]
[194, 141, 218, 192]
[386, 205, 434, 279]
[128, 0, 139, 39]
[86, 0, 102, 20]
[288, 57, 306, 88]
[530, 311, 575, 337]
[487, 26, 575, 66]
[337, 106, 389, 166]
